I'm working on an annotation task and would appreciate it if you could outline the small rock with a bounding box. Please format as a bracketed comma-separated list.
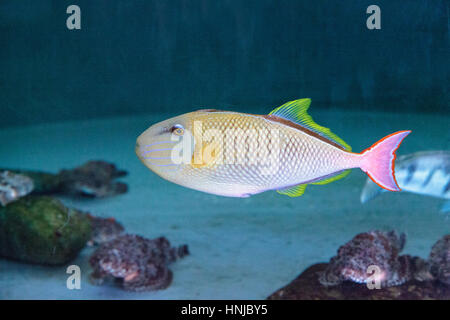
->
[429, 235, 450, 286]
[0, 171, 34, 206]
[58, 160, 128, 198]
[86, 214, 125, 246]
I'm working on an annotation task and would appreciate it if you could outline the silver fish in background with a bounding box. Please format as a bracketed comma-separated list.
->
[360, 151, 450, 212]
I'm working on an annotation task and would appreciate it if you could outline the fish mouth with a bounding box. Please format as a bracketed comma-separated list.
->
[136, 140, 181, 172]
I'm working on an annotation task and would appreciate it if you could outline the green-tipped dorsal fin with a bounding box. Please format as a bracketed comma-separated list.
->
[277, 184, 307, 197]
[269, 98, 352, 151]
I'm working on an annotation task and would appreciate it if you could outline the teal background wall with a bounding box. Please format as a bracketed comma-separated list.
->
[0, 0, 448, 127]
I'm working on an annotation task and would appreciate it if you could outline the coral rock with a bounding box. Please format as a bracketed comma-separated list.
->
[0, 169, 61, 194]
[0, 171, 34, 206]
[58, 160, 128, 198]
[318, 230, 424, 288]
[86, 214, 125, 246]
[268, 231, 450, 300]
[429, 235, 450, 285]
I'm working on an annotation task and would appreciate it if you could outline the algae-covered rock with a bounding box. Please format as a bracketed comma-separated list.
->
[0, 196, 91, 265]
[89, 234, 189, 291]
[86, 214, 125, 246]
[429, 235, 450, 285]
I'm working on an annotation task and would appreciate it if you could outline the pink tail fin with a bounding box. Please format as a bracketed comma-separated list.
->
[359, 131, 411, 192]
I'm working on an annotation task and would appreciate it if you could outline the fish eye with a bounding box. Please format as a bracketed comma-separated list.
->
[171, 124, 184, 136]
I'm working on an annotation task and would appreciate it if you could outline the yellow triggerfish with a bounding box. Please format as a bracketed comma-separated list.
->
[136, 99, 411, 198]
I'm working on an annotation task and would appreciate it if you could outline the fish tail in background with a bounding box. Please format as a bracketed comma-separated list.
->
[359, 131, 411, 192]
[360, 178, 385, 203]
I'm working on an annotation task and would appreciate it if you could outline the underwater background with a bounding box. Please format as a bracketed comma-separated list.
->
[0, 0, 449, 299]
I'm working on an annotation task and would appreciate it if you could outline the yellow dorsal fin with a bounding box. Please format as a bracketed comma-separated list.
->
[311, 170, 351, 185]
[277, 184, 307, 197]
[269, 98, 352, 151]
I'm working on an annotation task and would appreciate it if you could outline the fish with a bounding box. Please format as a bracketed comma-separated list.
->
[360, 151, 450, 212]
[136, 98, 410, 198]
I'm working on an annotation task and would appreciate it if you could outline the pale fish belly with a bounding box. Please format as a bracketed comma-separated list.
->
[175, 112, 358, 197]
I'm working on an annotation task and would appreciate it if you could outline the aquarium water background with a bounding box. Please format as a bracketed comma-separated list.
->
[0, 0, 448, 299]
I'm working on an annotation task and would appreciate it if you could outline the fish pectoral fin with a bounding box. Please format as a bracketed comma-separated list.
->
[311, 170, 351, 185]
[268, 98, 352, 151]
[277, 184, 307, 197]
